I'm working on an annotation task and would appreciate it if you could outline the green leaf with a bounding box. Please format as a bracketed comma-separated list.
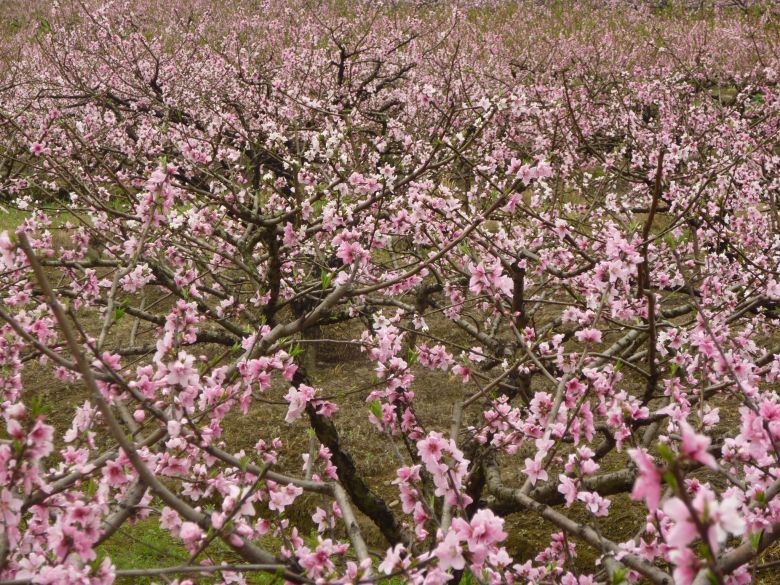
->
[611, 567, 628, 585]
[696, 541, 712, 561]
[662, 470, 678, 492]
[85, 479, 98, 498]
[113, 299, 130, 322]
[406, 348, 419, 366]
[321, 271, 333, 290]
[749, 530, 763, 551]
[369, 400, 382, 419]
[28, 394, 50, 417]
[34, 18, 52, 40]
[89, 551, 109, 572]
[657, 443, 676, 463]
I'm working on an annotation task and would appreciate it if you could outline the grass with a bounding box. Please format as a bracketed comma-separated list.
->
[100, 518, 283, 584]
[99, 519, 188, 584]
[98, 516, 425, 584]
[0, 206, 30, 231]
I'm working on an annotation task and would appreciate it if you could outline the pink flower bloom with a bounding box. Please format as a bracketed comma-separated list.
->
[315, 400, 338, 418]
[120, 263, 153, 293]
[166, 352, 199, 387]
[558, 474, 578, 507]
[665, 490, 745, 555]
[679, 421, 717, 469]
[378, 543, 406, 575]
[336, 240, 366, 265]
[668, 547, 702, 585]
[518, 164, 536, 186]
[577, 491, 611, 516]
[628, 448, 662, 510]
[160, 507, 182, 534]
[102, 460, 129, 487]
[0, 231, 14, 268]
[268, 482, 303, 512]
[433, 530, 465, 571]
[575, 328, 602, 344]
[524, 455, 548, 486]
[705, 496, 744, 552]
[535, 159, 553, 179]
[179, 521, 203, 545]
[284, 384, 317, 423]
[418, 432, 445, 467]
[283, 222, 298, 246]
[663, 498, 699, 548]
[30, 142, 45, 156]
[507, 157, 522, 175]
[451, 364, 471, 383]
[468, 262, 488, 294]
[464, 509, 507, 551]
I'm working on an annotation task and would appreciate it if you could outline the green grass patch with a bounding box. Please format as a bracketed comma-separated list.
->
[99, 518, 188, 584]
[0, 206, 29, 231]
[98, 518, 292, 584]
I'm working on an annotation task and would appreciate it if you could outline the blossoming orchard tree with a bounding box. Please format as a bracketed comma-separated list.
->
[0, 0, 779, 583]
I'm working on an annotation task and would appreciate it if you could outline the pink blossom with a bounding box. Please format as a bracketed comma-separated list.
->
[663, 497, 699, 549]
[284, 384, 317, 423]
[166, 352, 199, 387]
[268, 482, 303, 512]
[577, 491, 611, 516]
[679, 421, 718, 469]
[433, 530, 465, 571]
[558, 474, 578, 507]
[451, 364, 471, 383]
[669, 547, 702, 585]
[378, 543, 407, 575]
[102, 460, 129, 487]
[524, 455, 548, 486]
[628, 448, 662, 510]
[336, 240, 366, 265]
[0, 230, 14, 268]
[418, 432, 445, 467]
[575, 328, 602, 344]
[462, 509, 507, 553]
[179, 521, 203, 545]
